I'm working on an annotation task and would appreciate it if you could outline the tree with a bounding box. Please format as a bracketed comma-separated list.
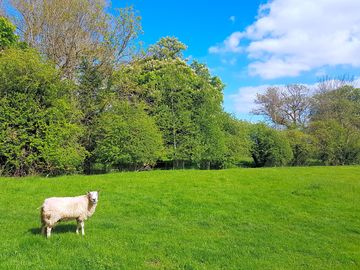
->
[76, 58, 111, 173]
[0, 48, 85, 176]
[253, 85, 311, 129]
[222, 113, 251, 167]
[310, 120, 360, 165]
[0, 16, 18, 49]
[285, 129, 314, 166]
[112, 43, 227, 169]
[309, 85, 360, 165]
[310, 85, 360, 127]
[94, 101, 163, 170]
[250, 124, 293, 167]
[191, 61, 227, 169]
[148, 37, 187, 60]
[8, 0, 141, 78]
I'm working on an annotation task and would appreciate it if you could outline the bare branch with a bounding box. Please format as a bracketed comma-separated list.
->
[252, 84, 311, 129]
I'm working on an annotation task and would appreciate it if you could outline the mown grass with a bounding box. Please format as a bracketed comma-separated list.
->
[0, 166, 359, 269]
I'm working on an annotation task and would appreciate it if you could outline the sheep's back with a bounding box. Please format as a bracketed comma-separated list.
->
[42, 196, 87, 220]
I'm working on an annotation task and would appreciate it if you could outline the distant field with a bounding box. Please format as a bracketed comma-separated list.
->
[0, 166, 359, 269]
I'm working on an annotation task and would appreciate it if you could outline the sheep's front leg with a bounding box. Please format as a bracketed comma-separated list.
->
[80, 221, 85, 236]
[46, 227, 52, 238]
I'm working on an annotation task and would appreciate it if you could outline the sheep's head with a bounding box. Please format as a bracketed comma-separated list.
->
[87, 191, 99, 204]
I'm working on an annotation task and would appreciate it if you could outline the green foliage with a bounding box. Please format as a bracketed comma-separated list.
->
[76, 59, 110, 173]
[310, 120, 360, 165]
[0, 48, 86, 175]
[148, 36, 187, 60]
[222, 113, 252, 167]
[285, 129, 315, 166]
[309, 86, 360, 165]
[94, 101, 163, 170]
[250, 123, 293, 167]
[112, 56, 227, 169]
[311, 86, 360, 126]
[0, 17, 18, 49]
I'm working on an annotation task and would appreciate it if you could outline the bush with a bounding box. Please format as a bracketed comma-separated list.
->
[285, 129, 315, 166]
[222, 113, 251, 167]
[309, 120, 360, 165]
[94, 101, 164, 170]
[250, 124, 293, 167]
[0, 49, 86, 176]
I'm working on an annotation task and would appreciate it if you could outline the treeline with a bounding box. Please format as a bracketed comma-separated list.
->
[0, 1, 359, 176]
[0, 7, 250, 176]
[252, 82, 360, 167]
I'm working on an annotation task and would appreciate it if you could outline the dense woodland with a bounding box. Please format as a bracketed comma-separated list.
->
[0, 1, 359, 176]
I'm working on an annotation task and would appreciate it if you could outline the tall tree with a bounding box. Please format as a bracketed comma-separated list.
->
[222, 113, 251, 167]
[253, 85, 311, 129]
[112, 39, 227, 169]
[8, 0, 141, 78]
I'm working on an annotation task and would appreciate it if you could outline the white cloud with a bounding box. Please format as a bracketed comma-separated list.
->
[229, 16, 236, 23]
[210, 0, 360, 79]
[209, 32, 243, 53]
[230, 85, 271, 114]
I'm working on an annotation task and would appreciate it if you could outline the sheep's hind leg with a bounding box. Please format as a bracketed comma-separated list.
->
[41, 224, 46, 235]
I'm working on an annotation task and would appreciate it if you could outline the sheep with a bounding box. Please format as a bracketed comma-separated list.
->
[40, 191, 99, 238]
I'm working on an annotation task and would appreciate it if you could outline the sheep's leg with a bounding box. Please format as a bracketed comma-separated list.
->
[81, 221, 85, 236]
[76, 220, 81, 235]
[41, 225, 46, 235]
[46, 227, 52, 238]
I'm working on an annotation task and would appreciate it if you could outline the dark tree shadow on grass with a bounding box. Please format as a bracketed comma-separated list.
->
[28, 224, 77, 235]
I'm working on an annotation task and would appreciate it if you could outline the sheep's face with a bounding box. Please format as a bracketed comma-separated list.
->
[87, 191, 99, 204]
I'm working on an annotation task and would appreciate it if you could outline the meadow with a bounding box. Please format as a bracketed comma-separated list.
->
[0, 166, 359, 269]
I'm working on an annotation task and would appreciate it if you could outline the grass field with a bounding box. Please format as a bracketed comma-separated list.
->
[0, 166, 359, 269]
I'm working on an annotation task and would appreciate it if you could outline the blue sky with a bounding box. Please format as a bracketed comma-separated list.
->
[115, 0, 360, 121]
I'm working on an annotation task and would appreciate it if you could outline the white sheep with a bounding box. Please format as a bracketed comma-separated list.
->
[40, 191, 99, 238]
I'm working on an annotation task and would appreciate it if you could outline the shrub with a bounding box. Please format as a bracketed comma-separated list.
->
[0, 49, 86, 176]
[250, 124, 293, 167]
[94, 101, 164, 170]
[309, 120, 360, 165]
[285, 129, 315, 166]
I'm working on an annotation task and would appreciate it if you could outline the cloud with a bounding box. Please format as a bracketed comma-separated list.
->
[210, 0, 360, 79]
[230, 85, 271, 114]
[229, 16, 236, 23]
[209, 32, 243, 53]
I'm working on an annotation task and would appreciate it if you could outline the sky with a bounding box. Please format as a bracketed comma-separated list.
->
[114, 0, 360, 121]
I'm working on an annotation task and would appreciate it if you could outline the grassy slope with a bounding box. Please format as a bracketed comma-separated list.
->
[0, 166, 359, 270]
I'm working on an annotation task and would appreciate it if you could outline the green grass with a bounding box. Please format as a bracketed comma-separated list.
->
[0, 166, 359, 269]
